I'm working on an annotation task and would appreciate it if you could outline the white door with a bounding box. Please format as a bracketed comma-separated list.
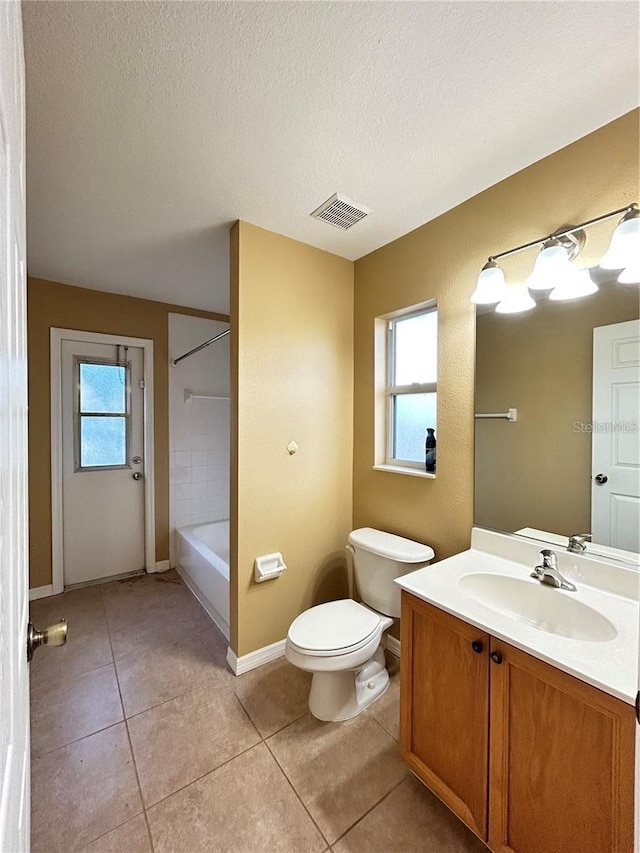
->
[61, 339, 145, 585]
[591, 319, 640, 553]
[0, 1, 30, 849]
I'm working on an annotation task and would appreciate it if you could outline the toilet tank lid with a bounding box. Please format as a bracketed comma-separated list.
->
[348, 528, 434, 563]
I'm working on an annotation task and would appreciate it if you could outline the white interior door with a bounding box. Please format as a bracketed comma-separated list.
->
[61, 339, 145, 585]
[0, 1, 30, 849]
[591, 319, 640, 553]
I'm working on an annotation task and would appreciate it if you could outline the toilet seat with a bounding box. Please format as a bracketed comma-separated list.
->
[287, 599, 381, 657]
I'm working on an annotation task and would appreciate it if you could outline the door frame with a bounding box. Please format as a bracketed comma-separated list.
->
[50, 328, 156, 594]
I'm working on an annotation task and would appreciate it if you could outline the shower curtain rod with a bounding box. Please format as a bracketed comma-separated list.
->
[171, 328, 230, 367]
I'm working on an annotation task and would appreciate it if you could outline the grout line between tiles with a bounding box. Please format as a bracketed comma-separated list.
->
[29, 657, 112, 692]
[99, 574, 264, 830]
[31, 713, 124, 761]
[232, 691, 308, 740]
[261, 709, 309, 739]
[69, 813, 147, 853]
[29, 616, 115, 690]
[228, 691, 263, 741]
[263, 735, 331, 848]
[30, 657, 116, 695]
[330, 775, 407, 847]
[365, 707, 399, 744]
[100, 584, 156, 853]
[142, 739, 264, 812]
[123, 667, 236, 723]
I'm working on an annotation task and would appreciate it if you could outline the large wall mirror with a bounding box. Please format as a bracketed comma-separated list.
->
[474, 269, 640, 565]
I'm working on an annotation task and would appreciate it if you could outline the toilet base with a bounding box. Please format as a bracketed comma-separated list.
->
[308, 646, 389, 722]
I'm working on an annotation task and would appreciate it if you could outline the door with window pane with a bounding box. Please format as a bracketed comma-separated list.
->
[62, 339, 145, 585]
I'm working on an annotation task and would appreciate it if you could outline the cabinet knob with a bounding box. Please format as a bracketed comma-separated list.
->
[471, 640, 484, 654]
[490, 651, 503, 665]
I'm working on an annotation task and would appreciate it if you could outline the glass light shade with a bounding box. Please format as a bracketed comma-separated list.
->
[600, 211, 640, 270]
[549, 268, 598, 301]
[495, 283, 536, 314]
[470, 261, 507, 304]
[618, 264, 640, 285]
[526, 241, 571, 291]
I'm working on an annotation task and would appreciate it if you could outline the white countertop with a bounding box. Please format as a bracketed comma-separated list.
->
[395, 528, 639, 706]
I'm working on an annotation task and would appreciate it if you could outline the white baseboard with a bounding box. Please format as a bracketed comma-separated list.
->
[386, 634, 401, 658]
[226, 638, 286, 676]
[227, 633, 399, 676]
[29, 584, 54, 601]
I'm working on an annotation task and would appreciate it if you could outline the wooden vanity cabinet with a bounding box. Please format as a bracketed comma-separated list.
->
[399, 592, 490, 839]
[400, 591, 635, 853]
[488, 637, 635, 853]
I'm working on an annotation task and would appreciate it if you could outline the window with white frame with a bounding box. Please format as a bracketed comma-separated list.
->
[385, 305, 438, 472]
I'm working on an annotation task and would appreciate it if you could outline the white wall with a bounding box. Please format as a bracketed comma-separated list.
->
[168, 314, 230, 564]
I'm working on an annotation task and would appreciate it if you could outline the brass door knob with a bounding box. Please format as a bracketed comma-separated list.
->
[27, 619, 67, 662]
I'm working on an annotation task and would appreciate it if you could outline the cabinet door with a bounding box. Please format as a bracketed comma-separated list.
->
[488, 638, 635, 853]
[400, 592, 490, 839]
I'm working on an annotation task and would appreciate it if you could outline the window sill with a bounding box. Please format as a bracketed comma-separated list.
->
[372, 464, 436, 479]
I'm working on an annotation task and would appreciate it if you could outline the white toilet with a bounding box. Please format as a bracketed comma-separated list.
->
[285, 527, 434, 722]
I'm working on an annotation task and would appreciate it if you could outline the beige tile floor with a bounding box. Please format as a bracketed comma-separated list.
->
[30, 571, 487, 853]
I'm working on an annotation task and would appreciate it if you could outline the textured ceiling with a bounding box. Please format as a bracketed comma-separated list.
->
[23, 1, 639, 313]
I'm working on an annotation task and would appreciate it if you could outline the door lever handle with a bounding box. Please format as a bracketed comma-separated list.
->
[27, 619, 67, 662]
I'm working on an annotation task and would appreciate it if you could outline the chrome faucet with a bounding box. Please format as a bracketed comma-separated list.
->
[530, 549, 577, 591]
[567, 533, 591, 554]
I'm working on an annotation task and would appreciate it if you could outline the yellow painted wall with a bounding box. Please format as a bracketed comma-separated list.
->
[231, 222, 354, 656]
[27, 277, 228, 589]
[353, 110, 639, 573]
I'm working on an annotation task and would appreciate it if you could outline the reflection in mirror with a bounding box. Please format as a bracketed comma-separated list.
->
[474, 269, 640, 564]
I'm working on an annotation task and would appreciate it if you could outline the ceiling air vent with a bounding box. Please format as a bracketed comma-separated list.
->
[310, 193, 372, 230]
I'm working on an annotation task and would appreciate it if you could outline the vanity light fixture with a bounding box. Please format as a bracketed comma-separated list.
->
[470, 260, 507, 304]
[526, 229, 585, 291]
[526, 239, 570, 291]
[600, 207, 640, 270]
[472, 202, 639, 312]
[495, 282, 536, 314]
[618, 264, 640, 284]
[548, 268, 598, 301]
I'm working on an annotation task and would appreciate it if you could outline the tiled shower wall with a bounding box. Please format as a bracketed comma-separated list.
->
[169, 314, 230, 562]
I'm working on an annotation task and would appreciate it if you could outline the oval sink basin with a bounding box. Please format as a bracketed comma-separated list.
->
[458, 573, 617, 642]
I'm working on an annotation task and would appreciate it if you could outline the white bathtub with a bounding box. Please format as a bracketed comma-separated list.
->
[176, 520, 230, 639]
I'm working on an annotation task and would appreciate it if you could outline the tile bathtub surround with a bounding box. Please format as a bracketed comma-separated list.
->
[168, 313, 230, 535]
[170, 406, 231, 530]
[30, 572, 486, 852]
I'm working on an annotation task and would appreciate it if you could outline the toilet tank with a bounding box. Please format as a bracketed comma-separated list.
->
[348, 528, 434, 618]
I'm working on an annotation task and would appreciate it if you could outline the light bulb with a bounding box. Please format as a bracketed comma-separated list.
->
[600, 209, 640, 270]
[549, 268, 598, 301]
[527, 239, 572, 291]
[618, 265, 640, 285]
[495, 283, 536, 314]
[470, 261, 507, 304]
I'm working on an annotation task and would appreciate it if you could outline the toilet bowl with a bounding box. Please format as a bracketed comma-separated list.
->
[285, 528, 434, 722]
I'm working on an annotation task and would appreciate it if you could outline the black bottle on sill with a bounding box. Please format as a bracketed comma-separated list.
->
[425, 428, 436, 474]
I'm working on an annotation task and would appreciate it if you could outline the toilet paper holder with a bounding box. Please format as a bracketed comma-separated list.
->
[254, 552, 287, 583]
